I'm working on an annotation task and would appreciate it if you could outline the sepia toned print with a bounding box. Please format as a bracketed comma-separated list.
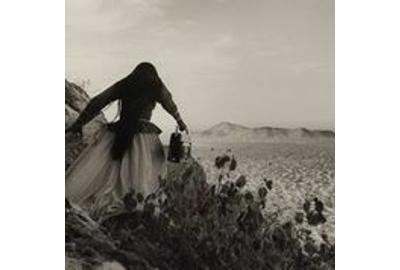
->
[66, 1, 334, 269]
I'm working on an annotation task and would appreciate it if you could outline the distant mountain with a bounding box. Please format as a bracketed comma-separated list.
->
[192, 122, 334, 143]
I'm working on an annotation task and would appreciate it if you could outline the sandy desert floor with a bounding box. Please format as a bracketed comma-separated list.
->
[192, 141, 335, 242]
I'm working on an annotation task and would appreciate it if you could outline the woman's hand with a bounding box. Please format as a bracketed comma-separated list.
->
[177, 119, 188, 133]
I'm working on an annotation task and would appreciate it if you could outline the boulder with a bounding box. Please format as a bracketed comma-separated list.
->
[65, 80, 107, 169]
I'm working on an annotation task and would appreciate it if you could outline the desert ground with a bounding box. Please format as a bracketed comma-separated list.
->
[192, 141, 335, 242]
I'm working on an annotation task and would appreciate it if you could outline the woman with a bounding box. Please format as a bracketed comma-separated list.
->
[66, 62, 188, 218]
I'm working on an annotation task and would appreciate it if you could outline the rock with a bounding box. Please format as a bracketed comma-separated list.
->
[64, 80, 334, 270]
[65, 79, 107, 169]
[66, 157, 207, 270]
[65, 257, 83, 270]
[94, 261, 126, 270]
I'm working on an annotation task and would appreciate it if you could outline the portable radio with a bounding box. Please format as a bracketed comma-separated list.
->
[167, 127, 191, 163]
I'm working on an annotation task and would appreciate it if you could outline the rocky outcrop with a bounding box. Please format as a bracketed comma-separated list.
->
[65, 154, 334, 270]
[65, 158, 208, 270]
[64, 82, 334, 270]
[65, 80, 107, 169]
[65, 83, 211, 268]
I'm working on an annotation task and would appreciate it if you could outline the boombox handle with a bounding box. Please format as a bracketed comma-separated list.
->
[175, 126, 192, 143]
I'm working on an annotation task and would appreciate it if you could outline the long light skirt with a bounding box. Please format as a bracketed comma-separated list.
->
[66, 127, 167, 218]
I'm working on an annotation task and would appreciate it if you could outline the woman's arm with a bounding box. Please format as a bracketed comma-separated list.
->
[156, 81, 188, 132]
[66, 82, 121, 133]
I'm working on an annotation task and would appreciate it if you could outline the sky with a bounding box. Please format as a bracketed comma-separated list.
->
[66, 0, 334, 134]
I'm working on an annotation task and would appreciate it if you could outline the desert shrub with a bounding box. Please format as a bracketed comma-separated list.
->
[86, 156, 335, 270]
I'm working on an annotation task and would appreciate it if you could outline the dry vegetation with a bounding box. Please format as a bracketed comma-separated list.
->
[194, 141, 335, 243]
[66, 145, 334, 270]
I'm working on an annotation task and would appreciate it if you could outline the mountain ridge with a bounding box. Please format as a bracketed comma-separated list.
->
[192, 121, 334, 143]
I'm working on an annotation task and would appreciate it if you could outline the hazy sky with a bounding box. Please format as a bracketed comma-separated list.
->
[66, 0, 334, 133]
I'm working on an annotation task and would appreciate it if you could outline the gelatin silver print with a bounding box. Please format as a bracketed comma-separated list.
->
[66, 0, 334, 269]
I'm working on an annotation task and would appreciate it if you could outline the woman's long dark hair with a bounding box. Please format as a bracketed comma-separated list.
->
[110, 62, 162, 160]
